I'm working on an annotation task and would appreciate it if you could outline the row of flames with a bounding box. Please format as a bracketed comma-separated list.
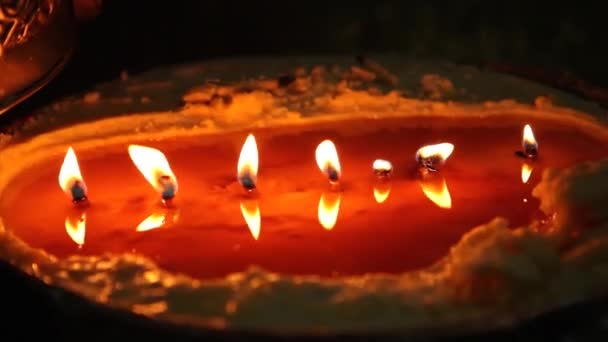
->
[58, 125, 538, 246]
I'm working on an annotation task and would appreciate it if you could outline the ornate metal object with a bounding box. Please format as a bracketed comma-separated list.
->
[0, 0, 55, 54]
[0, 0, 75, 115]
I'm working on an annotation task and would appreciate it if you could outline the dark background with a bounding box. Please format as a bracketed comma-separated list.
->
[5, 1, 608, 341]
[68, 2, 608, 86]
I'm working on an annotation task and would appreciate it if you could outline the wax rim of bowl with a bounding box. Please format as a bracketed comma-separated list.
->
[1, 77, 608, 334]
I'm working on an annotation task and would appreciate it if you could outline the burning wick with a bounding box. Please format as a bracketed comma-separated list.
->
[515, 124, 539, 159]
[372, 159, 393, 178]
[415, 143, 454, 172]
[70, 181, 88, 203]
[316, 140, 341, 186]
[159, 175, 177, 200]
[237, 134, 259, 192]
[58, 147, 89, 204]
[128, 145, 179, 202]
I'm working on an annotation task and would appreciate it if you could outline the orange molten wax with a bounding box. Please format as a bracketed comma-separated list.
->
[1, 117, 606, 278]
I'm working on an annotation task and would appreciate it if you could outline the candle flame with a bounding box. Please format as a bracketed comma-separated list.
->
[240, 200, 261, 240]
[416, 143, 455, 161]
[237, 134, 259, 190]
[420, 176, 452, 209]
[372, 159, 393, 174]
[521, 163, 534, 183]
[373, 183, 391, 203]
[65, 212, 86, 246]
[318, 192, 341, 230]
[137, 212, 167, 232]
[315, 140, 341, 182]
[128, 145, 178, 198]
[523, 124, 538, 150]
[58, 147, 87, 200]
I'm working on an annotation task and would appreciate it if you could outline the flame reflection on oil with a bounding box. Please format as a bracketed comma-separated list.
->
[419, 174, 452, 209]
[373, 182, 391, 203]
[318, 192, 341, 230]
[65, 212, 86, 247]
[136, 210, 180, 232]
[240, 200, 261, 240]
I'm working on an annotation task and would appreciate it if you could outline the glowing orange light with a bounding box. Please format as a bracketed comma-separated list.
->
[318, 192, 341, 230]
[240, 200, 261, 240]
[128, 145, 178, 200]
[373, 183, 391, 203]
[58, 147, 88, 202]
[521, 163, 534, 183]
[315, 140, 341, 183]
[237, 134, 259, 190]
[420, 176, 452, 209]
[65, 212, 86, 247]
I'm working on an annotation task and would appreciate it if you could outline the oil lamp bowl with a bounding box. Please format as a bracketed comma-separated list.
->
[2, 56, 608, 340]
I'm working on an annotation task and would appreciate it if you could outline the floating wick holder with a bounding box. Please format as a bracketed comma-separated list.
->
[515, 145, 538, 159]
[239, 175, 256, 192]
[70, 180, 88, 204]
[327, 167, 340, 184]
[159, 175, 177, 201]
